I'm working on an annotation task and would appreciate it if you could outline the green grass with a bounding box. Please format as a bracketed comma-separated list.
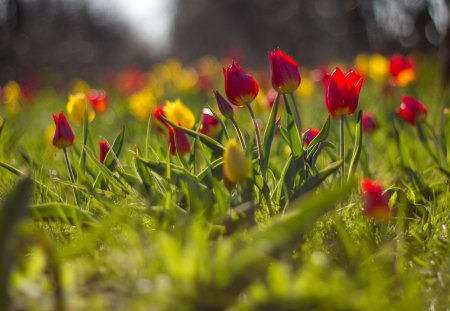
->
[0, 55, 449, 310]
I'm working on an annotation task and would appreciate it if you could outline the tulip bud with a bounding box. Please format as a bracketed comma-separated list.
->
[99, 140, 110, 164]
[52, 112, 75, 148]
[361, 179, 390, 222]
[362, 112, 378, 134]
[268, 48, 301, 93]
[199, 108, 220, 138]
[66, 92, 96, 125]
[88, 89, 109, 113]
[223, 139, 249, 183]
[168, 126, 191, 155]
[223, 62, 259, 106]
[302, 128, 320, 147]
[396, 96, 427, 126]
[214, 90, 234, 119]
[324, 67, 364, 118]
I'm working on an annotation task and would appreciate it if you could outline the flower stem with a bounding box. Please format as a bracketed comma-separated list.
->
[289, 92, 303, 144]
[63, 147, 80, 206]
[245, 102, 265, 176]
[340, 115, 345, 184]
[230, 117, 246, 151]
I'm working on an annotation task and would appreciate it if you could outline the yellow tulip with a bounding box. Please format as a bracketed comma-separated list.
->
[354, 54, 369, 76]
[3, 81, 21, 117]
[66, 93, 95, 125]
[368, 54, 389, 83]
[223, 139, 249, 184]
[396, 69, 415, 88]
[128, 88, 156, 122]
[71, 79, 90, 95]
[297, 76, 315, 99]
[163, 99, 195, 129]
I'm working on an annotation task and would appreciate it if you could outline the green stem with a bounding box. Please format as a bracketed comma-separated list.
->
[340, 115, 345, 185]
[63, 148, 80, 207]
[288, 92, 303, 145]
[230, 117, 246, 150]
[245, 102, 265, 176]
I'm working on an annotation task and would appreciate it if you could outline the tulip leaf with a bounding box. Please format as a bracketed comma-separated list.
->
[0, 117, 4, 137]
[291, 160, 343, 201]
[283, 94, 302, 158]
[273, 154, 292, 206]
[263, 92, 280, 171]
[0, 176, 33, 305]
[416, 118, 440, 164]
[347, 110, 363, 179]
[30, 203, 98, 226]
[161, 116, 225, 154]
[105, 125, 125, 170]
[307, 117, 330, 150]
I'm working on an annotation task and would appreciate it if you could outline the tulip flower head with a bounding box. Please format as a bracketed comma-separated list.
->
[99, 140, 111, 164]
[199, 108, 220, 138]
[168, 125, 191, 156]
[153, 106, 168, 133]
[52, 112, 75, 148]
[214, 90, 234, 119]
[223, 139, 250, 184]
[66, 92, 96, 125]
[268, 48, 301, 93]
[396, 96, 427, 126]
[163, 99, 195, 129]
[362, 112, 378, 134]
[223, 62, 259, 106]
[324, 67, 364, 118]
[88, 89, 109, 113]
[361, 179, 391, 222]
[389, 55, 415, 87]
[302, 128, 320, 147]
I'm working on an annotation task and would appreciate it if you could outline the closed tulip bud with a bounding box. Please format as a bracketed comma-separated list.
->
[396, 96, 427, 126]
[324, 67, 364, 118]
[223, 139, 249, 183]
[66, 93, 95, 125]
[99, 140, 111, 164]
[88, 89, 109, 113]
[268, 48, 301, 93]
[168, 126, 191, 155]
[52, 112, 75, 148]
[214, 90, 234, 119]
[199, 108, 220, 138]
[362, 112, 378, 134]
[361, 179, 391, 222]
[223, 62, 259, 106]
[302, 128, 320, 147]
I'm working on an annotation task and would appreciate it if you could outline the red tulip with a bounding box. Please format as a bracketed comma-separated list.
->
[199, 108, 220, 138]
[361, 179, 390, 222]
[153, 106, 167, 133]
[362, 112, 378, 134]
[99, 140, 110, 164]
[223, 62, 259, 106]
[88, 89, 109, 113]
[52, 112, 75, 148]
[302, 128, 320, 146]
[396, 96, 427, 126]
[168, 125, 191, 155]
[324, 67, 364, 118]
[268, 48, 301, 93]
[389, 55, 415, 87]
[214, 90, 234, 119]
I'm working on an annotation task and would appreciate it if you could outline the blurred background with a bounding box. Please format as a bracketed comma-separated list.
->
[1, 0, 449, 83]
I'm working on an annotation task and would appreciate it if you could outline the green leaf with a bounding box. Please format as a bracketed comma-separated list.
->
[161, 116, 225, 154]
[273, 155, 292, 206]
[135, 150, 154, 194]
[291, 160, 343, 200]
[0, 116, 4, 137]
[30, 203, 98, 225]
[307, 117, 330, 150]
[78, 105, 89, 173]
[105, 125, 125, 170]
[416, 118, 440, 164]
[283, 94, 302, 158]
[263, 93, 280, 170]
[347, 110, 363, 179]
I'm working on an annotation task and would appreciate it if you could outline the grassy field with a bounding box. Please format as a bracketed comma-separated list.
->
[0, 53, 449, 310]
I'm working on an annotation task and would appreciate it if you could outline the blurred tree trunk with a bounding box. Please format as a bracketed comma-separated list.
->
[443, 0, 450, 86]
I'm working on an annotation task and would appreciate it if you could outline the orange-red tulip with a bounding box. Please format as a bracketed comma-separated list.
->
[88, 89, 109, 113]
[168, 125, 191, 155]
[302, 128, 320, 146]
[223, 62, 259, 106]
[199, 108, 220, 138]
[361, 179, 391, 222]
[362, 112, 378, 134]
[396, 96, 427, 126]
